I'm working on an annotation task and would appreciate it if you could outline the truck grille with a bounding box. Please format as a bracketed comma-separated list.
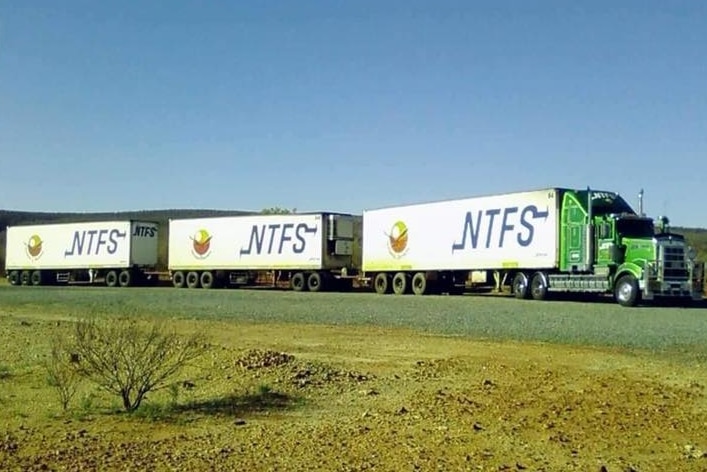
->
[660, 244, 688, 279]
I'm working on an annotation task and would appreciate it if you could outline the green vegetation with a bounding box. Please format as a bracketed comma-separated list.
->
[1, 286, 706, 358]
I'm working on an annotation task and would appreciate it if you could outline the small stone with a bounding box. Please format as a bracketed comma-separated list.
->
[234, 419, 246, 426]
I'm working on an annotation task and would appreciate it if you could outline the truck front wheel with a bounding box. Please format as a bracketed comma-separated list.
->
[615, 275, 641, 307]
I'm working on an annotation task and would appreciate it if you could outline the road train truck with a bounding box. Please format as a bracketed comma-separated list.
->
[167, 212, 358, 291]
[4, 220, 160, 287]
[361, 187, 704, 306]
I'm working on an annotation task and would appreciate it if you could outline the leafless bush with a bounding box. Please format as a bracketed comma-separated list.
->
[71, 317, 209, 412]
[43, 333, 81, 411]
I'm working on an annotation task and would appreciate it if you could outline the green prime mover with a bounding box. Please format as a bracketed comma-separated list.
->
[511, 188, 704, 307]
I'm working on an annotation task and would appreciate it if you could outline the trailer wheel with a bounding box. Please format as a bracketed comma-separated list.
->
[30, 270, 43, 286]
[411, 272, 427, 295]
[291, 272, 307, 292]
[186, 271, 200, 289]
[512, 273, 530, 299]
[105, 270, 118, 287]
[172, 271, 185, 288]
[373, 273, 390, 295]
[307, 272, 323, 292]
[615, 275, 640, 307]
[530, 272, 548, 301]
[200, 271, 215, 289]
[118, 270, 132, 287]
[392, 272, 409, 295]
[8, 270, 20, 286]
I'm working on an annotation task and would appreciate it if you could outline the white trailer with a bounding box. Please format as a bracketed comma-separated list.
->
[361, 189, 559, 295]
[5, 220, 159, 287]
[168, 212, 357, 291]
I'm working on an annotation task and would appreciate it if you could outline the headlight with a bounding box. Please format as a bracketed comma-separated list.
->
[687, 246, 697, 261]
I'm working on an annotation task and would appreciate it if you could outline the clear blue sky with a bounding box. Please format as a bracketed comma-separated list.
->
[1, 1, 705, 226]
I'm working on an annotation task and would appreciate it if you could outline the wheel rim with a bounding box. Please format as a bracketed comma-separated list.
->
[393, 274, 406, 293]
[374, 274, 387, 293]
[412, 273, 426, 295]
[292, 273, 305, 290]
[618, 282, 632, 302]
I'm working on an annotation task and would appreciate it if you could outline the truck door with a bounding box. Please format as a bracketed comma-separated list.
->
[560, 193, 588, 271]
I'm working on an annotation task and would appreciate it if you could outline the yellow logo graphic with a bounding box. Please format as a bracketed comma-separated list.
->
[26, 234, 44, 259]
[191, 229, 212, 257]
[386, 221, 408, 257]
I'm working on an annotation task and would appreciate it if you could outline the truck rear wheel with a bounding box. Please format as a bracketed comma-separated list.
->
[8, 270, 20, 286]
[530, 272, 548, 301]
[512, 273, 530, 299]
[411, 272, 427, 295]
[615, 275, 640, 307]
[105, 270, 118, 287]
[291, 272, 307, 292]
[31, 270, 43, 286]
[307, 272, 323, 292]
[373, 273, 390, 295]
[392, 272, 409, 295]
[186, 271, 200, 289]
[200, 271, 215, 289]
[20, 271, 31, 286]
[118, 270, 132, 287]
[172, 271, 185, 288]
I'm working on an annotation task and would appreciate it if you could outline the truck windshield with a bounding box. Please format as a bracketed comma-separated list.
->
[616, 218, 655, 238]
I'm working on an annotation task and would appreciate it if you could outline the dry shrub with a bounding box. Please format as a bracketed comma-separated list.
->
[70, 317, 209, 412]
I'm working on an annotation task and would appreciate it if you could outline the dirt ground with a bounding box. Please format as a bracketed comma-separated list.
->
[1, 315, 707, 471]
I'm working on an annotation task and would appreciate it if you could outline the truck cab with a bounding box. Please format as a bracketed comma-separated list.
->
[557, 189, 704, 306]
[608, 214, 703, 306]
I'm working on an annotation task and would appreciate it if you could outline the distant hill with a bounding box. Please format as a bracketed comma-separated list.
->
[0, 208, 256, 273]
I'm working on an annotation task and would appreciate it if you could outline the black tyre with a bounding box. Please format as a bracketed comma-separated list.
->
[118, 270, 132, 287]
[512, 272, 530, 299]
[172, 271, 185, 288]
[615, 274, 640, 307]
[8, 270, 20, 286]
[105, 270, 118, 287]
[200, 271, 215, 289]
[30, 270, 43, 286]
[291, 272, 307, 292]
[307, 272, 323, 292]
[20, 271, 31, 286]
[530, 272, 548, 301]
[186, 271, 200, 289]
[373, 273, 390, 294]
[411, 272, 427, 296]
[392, 272, 409, 295]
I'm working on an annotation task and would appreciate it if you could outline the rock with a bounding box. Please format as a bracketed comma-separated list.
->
[234, 419, 246, 426]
